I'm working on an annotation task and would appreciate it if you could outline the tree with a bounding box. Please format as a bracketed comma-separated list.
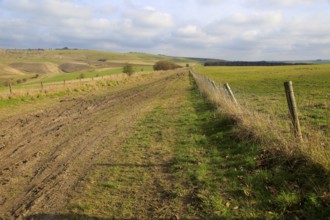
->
[123, 63, 134, 76]
[153, 60, 181, 71]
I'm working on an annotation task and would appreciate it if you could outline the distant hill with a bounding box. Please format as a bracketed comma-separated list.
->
[0, 49, 199, 84]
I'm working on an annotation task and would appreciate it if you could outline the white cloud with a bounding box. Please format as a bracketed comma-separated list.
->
[0, 0, 329, 60]
[126, 6, 174, 28]
[177, 25, 202, 37]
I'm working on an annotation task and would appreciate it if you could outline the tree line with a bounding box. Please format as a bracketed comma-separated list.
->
[204, 61, 309, 66]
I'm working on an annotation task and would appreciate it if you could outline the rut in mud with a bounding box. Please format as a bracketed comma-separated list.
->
[0, 72, 186, 219]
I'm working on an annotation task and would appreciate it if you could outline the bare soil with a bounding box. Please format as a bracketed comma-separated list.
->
[0, 71, 184, 219]
[9, 63, 59, 74]
[59, 63, 94, 73]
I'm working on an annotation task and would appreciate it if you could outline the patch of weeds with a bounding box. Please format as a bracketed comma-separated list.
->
[0, 97, 20, 107]
[98, 181, 119, 189]
[275, 191, 300, 211]
[69, 202, 90, 213]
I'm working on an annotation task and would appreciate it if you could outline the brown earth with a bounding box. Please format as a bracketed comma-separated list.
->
[8, 63, 59, 74]
[0, 71, 185, 219]
[60, 63, 94, 73]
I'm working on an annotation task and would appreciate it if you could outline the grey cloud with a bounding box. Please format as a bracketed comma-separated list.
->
[3, 0, 91, 19]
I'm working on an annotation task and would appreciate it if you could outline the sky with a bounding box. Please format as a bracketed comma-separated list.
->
[0, 0, 330, 60]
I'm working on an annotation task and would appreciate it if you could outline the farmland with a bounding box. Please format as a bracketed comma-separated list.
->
[196, 65, 330, 136]
[0, 49, 195, 88]
[195, 65, 330, 171]
[0, 51, 329, 219]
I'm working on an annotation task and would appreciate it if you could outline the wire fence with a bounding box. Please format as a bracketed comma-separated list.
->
[0, 71, 154, 99]
[194, 71, 329, 138]
[205, 82, 329, 123]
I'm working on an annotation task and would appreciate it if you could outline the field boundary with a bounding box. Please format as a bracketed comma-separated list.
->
[0, 70, 175, 99]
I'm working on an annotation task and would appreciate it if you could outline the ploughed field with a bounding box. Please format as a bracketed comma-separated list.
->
[0, 71, 189, 218]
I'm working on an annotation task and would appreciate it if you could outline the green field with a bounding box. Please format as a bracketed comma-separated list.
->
[0, 50, 198, 96]
[196, 65, 330, 134]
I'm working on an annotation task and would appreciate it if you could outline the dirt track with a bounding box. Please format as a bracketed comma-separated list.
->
[0, 71, 184, 219]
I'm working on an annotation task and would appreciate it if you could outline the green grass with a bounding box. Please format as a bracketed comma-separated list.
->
[0, 91, 66, 108]
[66, 74, 330, 219]
[42, 68, 122, 83]
[196, 64, 330, 136]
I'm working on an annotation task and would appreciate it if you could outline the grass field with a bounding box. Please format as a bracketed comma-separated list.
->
[196, 65, 330, 135]
[190, 71, 330, 219]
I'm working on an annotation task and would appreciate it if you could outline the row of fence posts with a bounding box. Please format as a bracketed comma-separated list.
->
[6, 76, 109, 95]
[7, 79, 76, 95]
[191, 71, 303, 142]
[7, 81, 58, 94]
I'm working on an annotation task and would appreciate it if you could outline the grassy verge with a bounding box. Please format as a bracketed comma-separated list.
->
[66, 73, 329, 219]
[190, 72, 330, 218]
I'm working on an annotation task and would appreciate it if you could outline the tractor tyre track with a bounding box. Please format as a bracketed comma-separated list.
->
[0, 72, 181, 219]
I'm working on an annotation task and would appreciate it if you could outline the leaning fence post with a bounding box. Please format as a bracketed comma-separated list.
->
[284, 81, 303, 142]
[211, 80, 217, 89]
[224, 83, 238, 105]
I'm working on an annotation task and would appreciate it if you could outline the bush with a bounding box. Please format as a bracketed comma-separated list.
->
[153, 61, 182, 71]
[123, 63, 134, 76]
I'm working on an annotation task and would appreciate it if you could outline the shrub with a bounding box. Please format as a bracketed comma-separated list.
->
[123, 63, 134, 76]
[153, 61, 181, 71]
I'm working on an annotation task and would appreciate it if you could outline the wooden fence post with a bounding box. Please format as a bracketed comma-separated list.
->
[9, 82, 12, 95]
[211, 80, 217, 89]
[284, 81, 303, 142]
[64, 80, 66, 87]
[41, 82, 44, 91]
[224, 83, 238, 105]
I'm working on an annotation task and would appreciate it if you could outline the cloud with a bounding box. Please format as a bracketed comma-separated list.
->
[127, 6, 173, 28]
[204, 11, 283, 41]
[196, 0, 224, 5]
[245, 0, 330, 8]
[3, 0, 91, 19]
[172, 25, 217, 48]
[0, 0, 329, 60]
